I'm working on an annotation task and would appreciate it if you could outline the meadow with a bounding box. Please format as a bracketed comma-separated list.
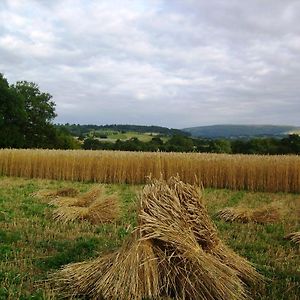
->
[94, 130, 165, 143]
[0, 176, 299, 299]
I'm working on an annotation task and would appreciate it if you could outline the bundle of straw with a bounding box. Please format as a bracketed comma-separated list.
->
[139, 177, 262, 298]
[217, 207, 250, 223]
[217, 206, 280, 224]
[285, 231, 300, 245]
[33, 187, 79, 199]
[53, 195, 120, 225]
[49, 196, 80, 207]
[53, 206, 90, 224]
[166, 177, 261, 284]
[251, 207, 281, 224]
[49, 186, 103, 207]
[55, 187, 79, 197]
[53, 177, 262, 299]
[53, 230, 160, 299]
[88, 195, 120, 224]
[75, 186, 104, 207]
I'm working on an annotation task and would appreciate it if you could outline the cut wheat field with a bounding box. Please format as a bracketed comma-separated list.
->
[0, 176, 299, 299]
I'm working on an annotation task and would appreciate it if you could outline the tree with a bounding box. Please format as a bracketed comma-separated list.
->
[0, 74, 26, 148]
[231, 140, 248, 154]
[280, 134, 300, 154]
[0, 75, 79, 149]
[147, 137, 164, 151]
[209, 139, 232, 153]
[13, 81, 57, 148]
[166, 135, 194, 152]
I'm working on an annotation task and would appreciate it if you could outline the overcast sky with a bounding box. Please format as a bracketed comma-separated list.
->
[1, 0, 300, 128]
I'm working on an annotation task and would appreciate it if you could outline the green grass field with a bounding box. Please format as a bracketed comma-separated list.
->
[0, 176, 299, 299]
[95, 130, 168, 143]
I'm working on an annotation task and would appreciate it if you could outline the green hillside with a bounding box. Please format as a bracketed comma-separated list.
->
[183, 125, 300, 139]
[58, 124, 189, 138]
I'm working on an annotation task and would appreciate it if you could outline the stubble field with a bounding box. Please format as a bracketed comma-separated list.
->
[0, 176, 299, 299]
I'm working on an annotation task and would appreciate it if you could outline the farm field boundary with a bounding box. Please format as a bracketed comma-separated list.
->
[0, 149, 299, 192]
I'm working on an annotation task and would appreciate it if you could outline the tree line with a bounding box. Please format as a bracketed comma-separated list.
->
[58, 123, 189, 138]
[83, 134, 300, 155]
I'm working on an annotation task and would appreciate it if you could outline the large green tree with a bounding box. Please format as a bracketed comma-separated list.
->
[0, 74, 79, 149]
[13, 81, 57, 148]
[0, 74, 26, 148]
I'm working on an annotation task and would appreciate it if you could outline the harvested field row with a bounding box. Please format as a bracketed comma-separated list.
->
[0, 149, 300, 192]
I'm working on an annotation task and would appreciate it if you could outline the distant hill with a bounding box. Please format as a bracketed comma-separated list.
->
[182, 125, 300, 139]
[58, 123, 190, 137]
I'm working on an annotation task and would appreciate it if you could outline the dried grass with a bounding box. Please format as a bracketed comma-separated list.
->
[49, 196, 80, 207]
[49, 186, 103, 207]
[74, 186, 104, 207]
[52, 230, 160, 299]
[251, 207, 281, 223]
[34, 187, 79, 199]
[53, 206, 89, 224]
[53, 194, 120, 225]
[285, 232, 300, 245]
[167, 177, 261, 284]
[55, 187, 79, 197]
[91, 230, 160, 299]
[217, 208, 251, 223]
[87, 195, 120, 224]
[53, 177, 262, 299]
[139, 177, 261, 299]
[217, 206, 280, 224]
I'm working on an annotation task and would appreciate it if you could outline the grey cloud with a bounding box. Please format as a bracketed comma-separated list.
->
[0, 0, 300, 128]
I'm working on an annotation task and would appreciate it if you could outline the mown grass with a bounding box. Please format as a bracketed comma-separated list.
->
[0, 176, 299, 300]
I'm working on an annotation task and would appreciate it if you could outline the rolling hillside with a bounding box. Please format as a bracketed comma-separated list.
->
[182, 125, 300, 139]
[58, 124, 189, 137]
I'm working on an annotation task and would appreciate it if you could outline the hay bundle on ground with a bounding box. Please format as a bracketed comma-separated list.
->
[217, 207, 250, 223]
[285, 232, 300, 245]
[75, 186, 104, 207]
[49, 196, 80, 207]
[33, 187, 79, 199]
[53, 206, 90, 224]
[53, 177, 262, 299]
[217, 206, 280, 224]
[49, 186, 103, 207]
[52, 229, 160, 299]
[55, 187, 79, 197]
[53, 195, 120, 225]
[251, 207, 280, 223]
[139, 177, 262, 298]
[166, 177, 262, 284]
[88, 195, 120, 224]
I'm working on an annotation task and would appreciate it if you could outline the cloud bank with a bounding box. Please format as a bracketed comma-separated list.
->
[1, 0, 300, 128]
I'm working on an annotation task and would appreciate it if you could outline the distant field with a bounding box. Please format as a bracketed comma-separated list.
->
[94, 130, 168, 143]
[0, 177, 299, 299]
[0, 149, 300, 192]
[290, 130, 300, 135]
